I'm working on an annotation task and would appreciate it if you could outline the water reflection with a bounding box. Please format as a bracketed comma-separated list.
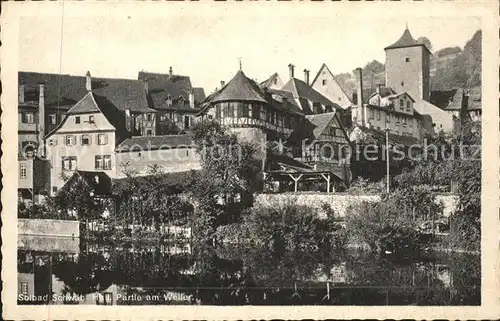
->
[17, 239, 480, 305]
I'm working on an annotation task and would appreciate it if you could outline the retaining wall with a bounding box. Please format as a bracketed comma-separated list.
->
[18, 219, 80, 238]
[255, 193, 459, 218]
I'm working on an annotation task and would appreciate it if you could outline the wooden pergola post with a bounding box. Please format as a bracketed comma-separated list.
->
[288, 174, 303, 192]
[320, 173, 331, 193]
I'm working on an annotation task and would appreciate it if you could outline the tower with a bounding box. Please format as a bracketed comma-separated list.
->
[384, 27, 431, 102]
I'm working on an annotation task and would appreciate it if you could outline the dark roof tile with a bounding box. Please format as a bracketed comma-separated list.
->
[115, 134, 193, 152]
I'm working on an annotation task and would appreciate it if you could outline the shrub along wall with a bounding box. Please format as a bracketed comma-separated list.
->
[255, 193, 459, 219]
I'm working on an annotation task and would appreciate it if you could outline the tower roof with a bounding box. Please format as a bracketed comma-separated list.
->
[211, 70, 267, 104]
[384, 28, 431, 52]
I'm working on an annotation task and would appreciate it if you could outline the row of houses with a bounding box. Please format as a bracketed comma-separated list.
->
[18, 27, 481, 202]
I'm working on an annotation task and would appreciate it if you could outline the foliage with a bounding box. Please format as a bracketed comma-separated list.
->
[431, 30, 481, 90]
[241, 200, 346, 252]
[188, 119, 262, 243]
[346, 177, 385, 195]
[435, 46, 462, 58]
[417, 36, 433, 52]
[345, 186, 442, 254]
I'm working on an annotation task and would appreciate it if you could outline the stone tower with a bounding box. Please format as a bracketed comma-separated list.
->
[385, 27, 431, 102]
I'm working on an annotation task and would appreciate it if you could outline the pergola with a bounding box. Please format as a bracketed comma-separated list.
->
[264, 162, 338, 193]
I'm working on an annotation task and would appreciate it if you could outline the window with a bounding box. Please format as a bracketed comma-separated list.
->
[146, 129, 153, 136]
[401, 81, 404, 86]
[377, 110, 380, 120]
[396, 115, 400, 124]
[400, 99, 404, 109]
[322, 79, 327, 86]
[23, 112, 34, 124]
[240, 103, 250, 117]
[75, 116, 81, 124]
[184, 115, 190, 129]
[208, 115, 213, 120]
[95, 155, 111, 170]
[20, 164, 27, 179]
[52, 186, 58, 193]
[273, 78, 278, 85]
[81, 134, 91, 146]
[62, 156, 77, 171]
[386, 113, 391, 123]
[370, 109, 374, 120]
[215, 105, 221, 118]
[21, 282, 28, 295]
[97, 134, 108, 145]
[409, 119, 413, 127]
[48, 138, 57, 146]
[147, 113, 153, 121]
[405, 57, 410, 62]
[65, 135, 76, 146]
[49, 114, 56, 124]
[89, 115, 94, 123]
[252, 104, 260, 119]
[406, 101, 411, 112]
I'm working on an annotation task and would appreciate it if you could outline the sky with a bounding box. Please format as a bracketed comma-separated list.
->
[18, 4, 481, 94]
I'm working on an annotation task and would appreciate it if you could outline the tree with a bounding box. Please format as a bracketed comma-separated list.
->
[417, 36, 433, 52]
[189, 119, 262, 242]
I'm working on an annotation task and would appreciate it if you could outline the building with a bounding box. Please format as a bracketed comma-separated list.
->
[198, 68, 353, 189]
[351, 68, 422, 144]
[114, 134, 200, 177]
[311, 63, 353, 109]
[384, 27, 454, 133]
[138, 67, 206, 134]
[261, 72, 285, 90]
[18, 156, 51, 204]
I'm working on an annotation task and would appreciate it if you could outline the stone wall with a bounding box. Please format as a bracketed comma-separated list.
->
[18, 219, 80, 238]
[255, 193, 459, 219]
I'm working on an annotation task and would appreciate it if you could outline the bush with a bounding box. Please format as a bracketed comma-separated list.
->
[241, 200, 345, 252]
[345, 199, 433, 254]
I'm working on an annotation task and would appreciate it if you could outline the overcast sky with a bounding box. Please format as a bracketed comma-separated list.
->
[18, 3, 481, 94]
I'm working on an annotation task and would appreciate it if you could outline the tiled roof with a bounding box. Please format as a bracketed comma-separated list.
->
[260, 73, 279, 88]
[305, 112, 337, 140]
[66, 92, 100, 114]
[115, 134, 193, 152]
[467, 86, 481, 111]
[352, 125, 419, 147]
[281, 77, 341, 113]
[212, 70, 267, 104]
[267, 89, 302, 113]
[19, 71, 151, 112]
[113, 170, 196, 192]
[362, 86, 396, 103]
[384, 28, 431, 52]
[138, 71, 205, 110]
[310, 64, 353, 105]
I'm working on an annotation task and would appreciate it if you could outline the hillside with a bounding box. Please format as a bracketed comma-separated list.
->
[334, 30, 481, 96]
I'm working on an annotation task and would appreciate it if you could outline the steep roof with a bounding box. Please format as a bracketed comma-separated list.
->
[384, 28, 431, 53]
[64, 170, 113, 196]
[115, 134, 193, 152]
[66, 92, 100, 114]
[282, 77, 341, 113]
[138, 71, 205, 111]
[365, 86, 397, 101]
[19, 71, 151, 112]
[305, 112, 337, 139]
[310, 64, 353, 104]
[211, 70, 267, 104]
[260, 73, 279, 88]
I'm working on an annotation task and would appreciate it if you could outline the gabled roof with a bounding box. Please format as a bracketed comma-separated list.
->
[19, 71, 151, 112]
[384, 28, 431, 53]
[282, 77, 341, 113]
[260, 73, 279, 88]
[386, 92, 415, 102]
[138, 71, 205, 110]
[305, 112, 337, 140]
[310, 64, 352, 102]
[115, 134, 193, 152]
[367, 86, 397, 100]
[211, 70, 267, 104]
[66, 92, 100, 114]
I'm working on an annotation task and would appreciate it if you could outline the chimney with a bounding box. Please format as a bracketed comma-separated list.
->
[355, 67, 365, 125]
[19, 84, 25, 104]
[169, 66, 173, 77]
[376, 84, 381, 94]
[143, 79, 149, 94]
[189, 91, 195, 108]
[220, 80, 225, 87]
[86, 71, 92, 91]
[304, 69, 310, 85]
[38, 84, 45, 157]
[288, 63, 295, 79]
